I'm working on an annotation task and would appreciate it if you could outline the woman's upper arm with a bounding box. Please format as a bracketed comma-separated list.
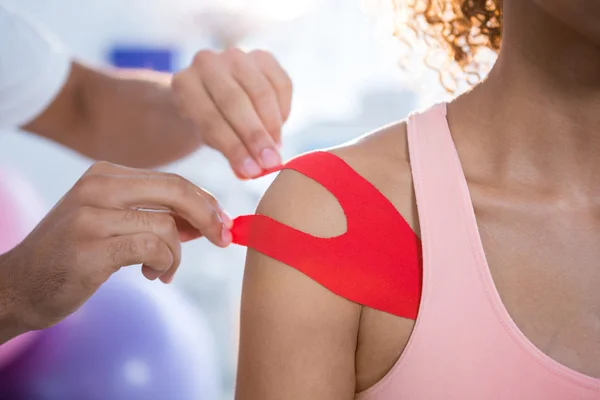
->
[235, 169, 362, 400]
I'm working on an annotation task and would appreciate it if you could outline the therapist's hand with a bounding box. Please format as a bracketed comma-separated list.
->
[173, 49, 293, 179]
[0, 161, 232, 341]
[23, 46, 292, 172]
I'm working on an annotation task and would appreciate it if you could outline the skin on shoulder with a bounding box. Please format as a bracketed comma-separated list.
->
[235, 120, 420, 399]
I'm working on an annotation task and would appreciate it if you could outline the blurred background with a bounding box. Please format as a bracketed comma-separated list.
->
[0, 0, 452, 398]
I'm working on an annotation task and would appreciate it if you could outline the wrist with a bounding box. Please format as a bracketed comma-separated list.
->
[0, 251, 31, 343]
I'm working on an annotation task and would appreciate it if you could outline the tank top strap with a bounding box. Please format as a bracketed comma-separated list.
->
[406, 103, 480, 306]
[407, 103, 471, 216]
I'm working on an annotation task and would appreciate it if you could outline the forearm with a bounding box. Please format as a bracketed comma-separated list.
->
[0, 252, 29, 344]
[79, 65, 204, 168]
[25, 62, 203, 168]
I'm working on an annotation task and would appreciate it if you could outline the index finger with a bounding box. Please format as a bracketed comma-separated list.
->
[249, 50, 293, 125]
[75, 172, 231, 247]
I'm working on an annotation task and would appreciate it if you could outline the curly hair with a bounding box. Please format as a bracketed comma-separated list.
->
[392, 0, 503, 91]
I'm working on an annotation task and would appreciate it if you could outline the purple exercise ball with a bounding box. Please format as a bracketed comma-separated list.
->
[0, 269, 221, 400]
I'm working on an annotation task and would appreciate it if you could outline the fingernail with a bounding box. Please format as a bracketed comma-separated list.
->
[220, 209, 233, 229]
[221, 225, 232, 244]
[260, 148, 281, 169]
[241, 158, 262, 178]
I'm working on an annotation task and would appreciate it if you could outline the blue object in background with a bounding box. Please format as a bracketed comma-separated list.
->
[108, 46, 177, 72]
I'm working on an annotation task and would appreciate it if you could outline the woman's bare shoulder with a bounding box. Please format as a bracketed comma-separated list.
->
[257, 120, 416, 237]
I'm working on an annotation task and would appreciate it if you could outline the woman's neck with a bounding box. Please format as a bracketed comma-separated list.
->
[451, 0, 600, 199]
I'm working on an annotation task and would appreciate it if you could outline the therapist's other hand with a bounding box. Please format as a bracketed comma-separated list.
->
[0, 161, 232, 335]
[173, 48, 292, 179]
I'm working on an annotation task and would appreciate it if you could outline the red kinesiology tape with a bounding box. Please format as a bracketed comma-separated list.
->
[231, 151, 422, 320]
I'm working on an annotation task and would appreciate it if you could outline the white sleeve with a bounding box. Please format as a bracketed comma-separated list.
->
[0, 3, 71, 129]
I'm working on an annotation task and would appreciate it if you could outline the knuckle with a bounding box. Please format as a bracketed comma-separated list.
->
[224, 47, 246, 63]
[140, 234, 162, 255]
[72, 206, 95, 228]
[138, 211, 157, 231]
[75, 173, 96, 189]
[155, 213, 178, 236]
[249, 49, 272, 62]
[86, 160, 114, 174]
[72, 174, 100, 199]
[277, 76, 293, 93]
[192, 50, 216, 68]
[162, 171, 180, 181]
[122, 236, 137, 255]
[126, 210, 156, 232]
[122, 209, 139, 223]
[168, 174, 192, 199]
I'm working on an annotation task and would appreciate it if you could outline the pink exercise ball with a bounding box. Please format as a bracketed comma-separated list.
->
[0, 168, 47, 369]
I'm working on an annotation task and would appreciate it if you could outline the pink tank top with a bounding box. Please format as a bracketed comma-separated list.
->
[356, 104, 600, 400]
